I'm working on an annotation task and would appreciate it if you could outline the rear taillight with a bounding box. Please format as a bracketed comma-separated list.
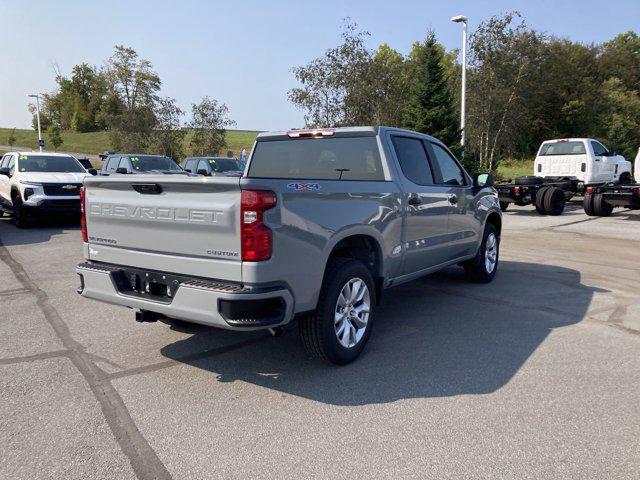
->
[514, 186, 520, 194]
[586, 186, 594, 195]
[80, 186, 88, 243]
[633, 187, 640, 197]
[241, 190, 276, 261]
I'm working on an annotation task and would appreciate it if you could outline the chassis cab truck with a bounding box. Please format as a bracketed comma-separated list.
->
[497, 138, 632, 215]
[584, 147, 640, 216]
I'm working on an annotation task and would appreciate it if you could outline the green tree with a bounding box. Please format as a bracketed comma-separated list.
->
[103, 45, 161, 152]
[402, 32, 460, 152]
[466, 12, 544, 172]
[47, 124, 63, 151]
[149, 97, 186, 160]
[188, 97, 235, 156]
[599, 78, 640, 160]
[288, 19, 373, 127]
[7, 128, 16, 150]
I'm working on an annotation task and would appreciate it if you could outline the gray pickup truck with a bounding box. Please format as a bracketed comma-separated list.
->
[76, 126, 501, 364]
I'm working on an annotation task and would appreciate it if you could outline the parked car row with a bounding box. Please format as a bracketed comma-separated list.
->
[0, 152, 245, 227]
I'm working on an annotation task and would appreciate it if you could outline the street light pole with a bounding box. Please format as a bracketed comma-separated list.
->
[450, 15, 468, 150]
[28, 94, 43, 152]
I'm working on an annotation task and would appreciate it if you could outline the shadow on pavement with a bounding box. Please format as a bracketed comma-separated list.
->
[160, 260, 605, 406]
[0, 216, 79, 247]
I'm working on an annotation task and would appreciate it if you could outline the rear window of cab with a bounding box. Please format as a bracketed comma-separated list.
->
[539, 141, 586, 156]
[248, 137, 385, 181]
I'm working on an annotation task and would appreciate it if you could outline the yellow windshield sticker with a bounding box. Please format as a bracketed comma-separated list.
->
[19, 155, 28, 160]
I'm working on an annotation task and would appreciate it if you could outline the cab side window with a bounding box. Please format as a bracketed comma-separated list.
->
[7, 155, 15, 175]
[118, 157, 130, 172]
[105, 157, 118, 172]
[429, 143, 465, 186]
[197, 159, 209, 174]
[0, 155, 8, 168]
[184, 159, 196, 173]
[391, 136, 434, 185]
[591, 141, 608, 157]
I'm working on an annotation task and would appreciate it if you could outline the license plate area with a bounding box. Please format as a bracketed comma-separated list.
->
[111, 267, 185, 303]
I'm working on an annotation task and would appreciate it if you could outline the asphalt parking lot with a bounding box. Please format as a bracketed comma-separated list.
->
[1, 204, 639, 480]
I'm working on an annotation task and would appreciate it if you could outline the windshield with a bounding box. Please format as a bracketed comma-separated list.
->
[539, 141, 586, 156]
[248, 137, 385, 180]
[130, 156, 181, 172]
[18, 155, 85, 173]
[207, 158, 240, 172]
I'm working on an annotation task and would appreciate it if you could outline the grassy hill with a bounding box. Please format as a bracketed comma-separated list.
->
[0, 128, 260, 157]
[0, 126, 533, 179]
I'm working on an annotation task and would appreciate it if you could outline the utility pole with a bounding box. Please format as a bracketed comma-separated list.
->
[450, 15, 468, 149]
[28, 94, 43, 152]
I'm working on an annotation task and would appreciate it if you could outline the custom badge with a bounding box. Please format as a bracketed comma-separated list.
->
[287, 182, 321, 191]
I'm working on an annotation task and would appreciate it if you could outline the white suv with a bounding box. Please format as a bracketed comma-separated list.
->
[0, 151, 91, 227]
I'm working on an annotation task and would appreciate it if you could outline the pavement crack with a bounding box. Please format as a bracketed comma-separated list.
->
[0, 239, 173, 480]
[0, 349, 69, 365]
[0, 286, 31, 297]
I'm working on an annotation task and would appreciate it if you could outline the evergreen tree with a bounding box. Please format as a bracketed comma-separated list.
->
[402, 32, 461, 153]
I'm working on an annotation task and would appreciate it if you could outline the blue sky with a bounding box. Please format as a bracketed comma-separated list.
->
[1, 0, 639, 131]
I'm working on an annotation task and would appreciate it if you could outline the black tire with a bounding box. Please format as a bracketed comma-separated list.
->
[463, 223, 499, 283]
[619, 173, 632, 185]
[593, 194, 614, 217]
[499, 201, 510, 212]
[583, 194, 596, 216]
[534, 186, 549, 215]
[299, 258, 375, 365]
[11, 193, 30, 229]
[515, 176, 544, 186]
[543, 186, 566, 216]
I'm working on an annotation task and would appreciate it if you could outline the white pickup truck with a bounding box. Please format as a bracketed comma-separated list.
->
[497, 138, 633, 215]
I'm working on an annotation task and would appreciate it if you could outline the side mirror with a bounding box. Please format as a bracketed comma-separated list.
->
[116, 167, 128, 174]
[0, 167, 10, 177]
[609, 147, 620, 156]
[196, 168, 209, 176]
[474, 172, 494, 188]
[88, 168, 98, 176]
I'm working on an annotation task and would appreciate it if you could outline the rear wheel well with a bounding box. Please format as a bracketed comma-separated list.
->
[325, 235, 383, 303]
[486, 212, 502, 237]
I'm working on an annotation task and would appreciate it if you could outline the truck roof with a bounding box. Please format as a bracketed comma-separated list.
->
[257, 126, 440, 143]
[542, 138, 595, 143]
[11, 151, 76, 157]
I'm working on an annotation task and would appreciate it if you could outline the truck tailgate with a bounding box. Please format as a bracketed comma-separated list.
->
[83, 175, 242, 281]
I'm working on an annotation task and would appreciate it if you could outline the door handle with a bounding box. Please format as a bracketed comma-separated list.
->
[408, 195, 422, 206]
[448, 193, 458, 205]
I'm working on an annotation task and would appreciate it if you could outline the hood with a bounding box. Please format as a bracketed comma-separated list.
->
[19, 172, 90, 184]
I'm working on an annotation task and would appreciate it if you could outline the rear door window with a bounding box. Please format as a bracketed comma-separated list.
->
[248, 136, 385, 180]
[391, 136, 434, 185]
